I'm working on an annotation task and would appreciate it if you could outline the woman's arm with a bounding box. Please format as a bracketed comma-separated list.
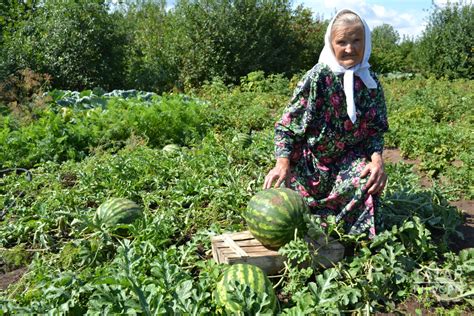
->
[264, 67, 319, 189]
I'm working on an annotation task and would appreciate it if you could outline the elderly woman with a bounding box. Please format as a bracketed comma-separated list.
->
[263, 9, 388, 238]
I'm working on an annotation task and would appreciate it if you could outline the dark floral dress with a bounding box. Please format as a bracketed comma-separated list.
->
[275, 64, 389, 238]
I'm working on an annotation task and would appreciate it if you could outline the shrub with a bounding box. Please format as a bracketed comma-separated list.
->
[415, 2, 473, 79]
[1, 0, 127, 90]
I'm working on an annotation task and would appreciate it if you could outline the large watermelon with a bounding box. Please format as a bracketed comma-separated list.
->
[215, 263, 277, 313]
[244, 188, 309, 249]
[94, 198, 143, 228]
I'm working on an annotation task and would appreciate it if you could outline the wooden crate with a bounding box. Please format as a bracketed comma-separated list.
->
[211, 231, 284, 275]
[211, 231, 346, 275]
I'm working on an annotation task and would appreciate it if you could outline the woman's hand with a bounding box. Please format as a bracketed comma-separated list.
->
[360, 153, 387, 195]
[264, 158, 291, 189]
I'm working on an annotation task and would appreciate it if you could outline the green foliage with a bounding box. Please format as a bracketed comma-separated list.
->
[383, 77, 473, 199]
[121, 0, 180, 92]
[370, 24, 402, 74]
[1, 0, 127, 90]
[1, 75, 473, 314]
[172, 0, 298, 88]
[0, 93, 208, 168]
[416, 2, 473, 79]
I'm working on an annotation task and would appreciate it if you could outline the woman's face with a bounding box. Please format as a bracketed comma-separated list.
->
[331, 23, 365, 68]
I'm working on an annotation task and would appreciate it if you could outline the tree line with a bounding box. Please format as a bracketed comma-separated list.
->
[0, 0, 472, 93]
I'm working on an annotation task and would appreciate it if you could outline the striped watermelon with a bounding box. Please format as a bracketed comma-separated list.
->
[162, 144, 181, 153]
[94, 198, 142, 228]
[232, 132, 252, 148]
[215, 263, 277, 313]
[244, 188, 309, 249]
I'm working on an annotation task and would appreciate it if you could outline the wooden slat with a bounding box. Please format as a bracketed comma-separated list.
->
[223, 234, 249, 258]
[211, 231, 287, 275]
[212, 238, 263, 247]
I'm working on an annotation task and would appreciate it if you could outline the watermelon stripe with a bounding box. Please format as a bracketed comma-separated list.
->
[216, 264, 276, 313]
[244, 188, 308, 249]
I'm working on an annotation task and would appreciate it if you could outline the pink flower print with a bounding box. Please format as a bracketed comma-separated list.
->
[300, 97, 308, 107]
[320, 157, 332, 165]
[368, 129, 377, 136]
[316, 97, 324, 109]
[297, 184, 310, 197]
[354, 77, 363, 92]
[325, 75, 333, 86]
[276, 142, 285, 148]
[308, 200, 319, 207]
[336, 141, 345, 150]
[330, 93, 341, 108]
[367, 196, 374, 214]
[336, 174, 342, 183]
[316, 162, 329, 171]
[347, 199, 357, 210]
[355, 162, 365, 173]
[344, 119, 353, 131]
[367, 108, 376, 120]
[316, 144, 326, 152]
[324, 110, 331, 122]
[281, 113, 292, 126]
[307, 178, 320, 188]
[351, 177, 360, 188]
[327, 192, 339, 200]
[326, 203, 337, 210]
[369, 226, 376, 237]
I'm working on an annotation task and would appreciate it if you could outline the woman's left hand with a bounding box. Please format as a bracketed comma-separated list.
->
[360, 153, 387, 195]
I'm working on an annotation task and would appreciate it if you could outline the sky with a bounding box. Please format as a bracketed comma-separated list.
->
[295, 0, 469, 39]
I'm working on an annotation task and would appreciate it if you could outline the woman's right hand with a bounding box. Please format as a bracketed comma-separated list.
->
[263, 157, 291, 189]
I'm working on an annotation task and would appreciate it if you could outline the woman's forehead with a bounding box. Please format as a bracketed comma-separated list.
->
[331, 24, 365, 38]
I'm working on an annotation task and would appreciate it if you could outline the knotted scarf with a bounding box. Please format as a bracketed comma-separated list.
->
[318, 9, 377, 123]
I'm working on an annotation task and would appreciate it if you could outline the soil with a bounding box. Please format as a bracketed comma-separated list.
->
[383, 148, 474, 252]
[0, 267, 27, 291]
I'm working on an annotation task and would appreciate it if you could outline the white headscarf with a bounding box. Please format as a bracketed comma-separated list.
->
[318, 9, 377, 123]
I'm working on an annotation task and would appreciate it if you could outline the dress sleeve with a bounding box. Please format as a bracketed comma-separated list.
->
[365, 76, 389, 157]
[274, 69, 317, 159]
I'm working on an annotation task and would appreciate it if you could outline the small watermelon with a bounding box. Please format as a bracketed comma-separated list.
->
[162, 144, 181, 154]
[94, 198, 142, 228]
[232, 132, 252, 148]
[244, 188, 309, 250]
[215, 264, 277, 313]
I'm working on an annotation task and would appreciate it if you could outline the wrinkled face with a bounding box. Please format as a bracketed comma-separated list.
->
[331, 23, 365, 68]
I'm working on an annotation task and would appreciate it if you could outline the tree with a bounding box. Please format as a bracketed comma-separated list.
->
[416, 1, 473, 79]
[122, 0, 180, 92]
[171, 0, 300, 88]
[370, 23, 402, 74]
[289, 6, 327, 72]
[1, 0, 128, 90]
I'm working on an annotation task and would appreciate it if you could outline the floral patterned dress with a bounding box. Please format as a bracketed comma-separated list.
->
[275, 64, 389, 238]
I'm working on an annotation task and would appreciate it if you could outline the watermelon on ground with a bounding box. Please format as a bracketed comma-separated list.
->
[215, 263, 277, 313]
[93, 198, 143, 229]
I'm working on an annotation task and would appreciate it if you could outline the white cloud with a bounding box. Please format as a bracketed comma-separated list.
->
[433, 0, 471, 5]
[298, 0, 428, 39]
